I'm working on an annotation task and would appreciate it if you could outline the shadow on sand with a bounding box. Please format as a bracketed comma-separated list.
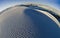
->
[24, 8, 60, 38]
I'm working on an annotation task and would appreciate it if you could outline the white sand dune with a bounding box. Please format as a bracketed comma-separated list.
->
[0, 3, 60, 38]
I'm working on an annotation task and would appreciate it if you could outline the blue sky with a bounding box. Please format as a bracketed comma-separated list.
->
[0, 0, 60, 12]
[0, 0, 60, 38]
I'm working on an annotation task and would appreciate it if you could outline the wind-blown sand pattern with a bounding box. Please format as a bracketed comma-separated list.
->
[0, 3, 60, 38]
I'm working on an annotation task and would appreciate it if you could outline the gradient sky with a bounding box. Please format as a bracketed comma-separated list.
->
[0, 0, 60, 12]
[0, 0, 60, 38]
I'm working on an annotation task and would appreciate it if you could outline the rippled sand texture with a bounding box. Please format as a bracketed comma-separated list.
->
[0, 4, 60, 38]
